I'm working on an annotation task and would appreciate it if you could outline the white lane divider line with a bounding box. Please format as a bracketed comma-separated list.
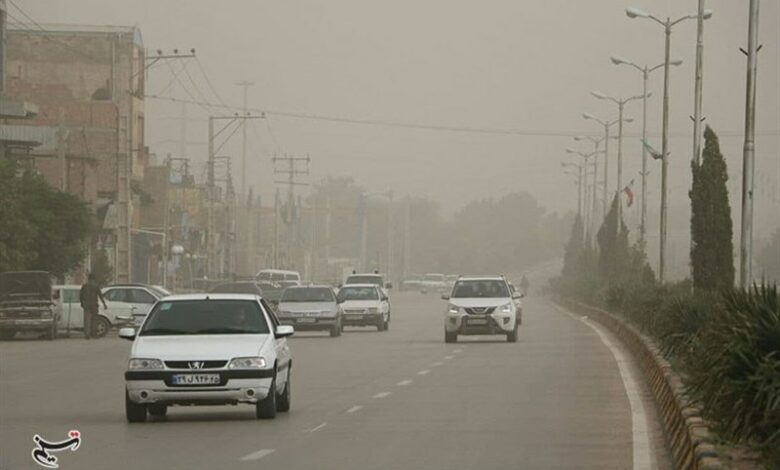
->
[397, 379, 413, 386]
[453, 349, 463, 353]
[373, 391, 391, 399]
[346, 405, 363, 414]
[308, 422, 328, 433]
[417, 370, 430, 376]
[431, 362, 444, 367]
[240, 449, 275, 461]
[553, 303, 653, 470]
[443, 355, 454, 360]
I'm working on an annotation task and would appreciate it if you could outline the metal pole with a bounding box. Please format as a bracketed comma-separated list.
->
[693, 0, 706, 166]
[387, 191, 394, 282]
[740, 0, 760, 288]
[592, 142, 599, 241]
[207, 117, 215, 279]
[660, 20, 672, 284]
[603, 123, 610, 216]
[617, 102, 625, 223]
[640, 68, 649, 245]
[577, 164, 583, 220]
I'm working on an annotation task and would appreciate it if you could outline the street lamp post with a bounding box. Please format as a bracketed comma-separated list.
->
[591, 91, 648, 223]
[626, 6, 713, 283]
[582, 113, 633, 217]
[610, 56, 682, 245]
[562, 163, 583, 220]
[567, 147, 603, 241]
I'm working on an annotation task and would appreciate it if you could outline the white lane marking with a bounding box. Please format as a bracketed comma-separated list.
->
[431, 362, 444, 367]
[240, 449, 275, 461]
[453, 349, 463, 353]
[397, 379, 413, 386]
[373, 391, 391, 399]
[417, 369, 430, 375]
[346, 405, 362, 414]
[308, 422, 328, 433]
[443, 355, 454, 360]
[554, 303, 654, 470]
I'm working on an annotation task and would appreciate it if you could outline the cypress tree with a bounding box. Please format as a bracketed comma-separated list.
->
[597, 195, 630, 282]
[690, 126, 735, 290]
[562, 215, 585, 280]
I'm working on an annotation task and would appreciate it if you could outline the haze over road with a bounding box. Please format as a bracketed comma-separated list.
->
[1, 292, 670, 470]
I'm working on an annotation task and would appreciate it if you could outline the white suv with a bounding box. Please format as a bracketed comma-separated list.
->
[120, 294, 293, 422]
[441, 276, 521, 343]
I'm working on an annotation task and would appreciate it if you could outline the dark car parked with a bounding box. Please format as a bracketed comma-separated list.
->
[0, 271, 58, 340]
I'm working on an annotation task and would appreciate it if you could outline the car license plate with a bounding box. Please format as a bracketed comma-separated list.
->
[467, 318, 488, 325]
[296, 318, 316, 323]
[14, 319, 44, 325]
[171, 374, 220, 385]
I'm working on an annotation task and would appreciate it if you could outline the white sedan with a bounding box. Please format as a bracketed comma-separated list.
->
[120, 294, 293, 422]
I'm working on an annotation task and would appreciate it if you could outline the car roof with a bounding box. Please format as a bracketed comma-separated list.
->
[339, 283, 379, 289]
[285, 285, 332, 289]
[158, 293, 262, 301]
[104, 283, 157, 289]
[456, 276, 506, 281]
[53, 284, 81, 289]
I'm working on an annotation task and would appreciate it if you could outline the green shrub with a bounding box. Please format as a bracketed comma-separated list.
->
[685, 284, 780, 462]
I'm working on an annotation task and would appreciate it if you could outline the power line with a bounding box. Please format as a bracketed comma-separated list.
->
[194, 56, 229, 108]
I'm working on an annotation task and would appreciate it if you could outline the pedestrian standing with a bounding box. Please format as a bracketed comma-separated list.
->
[79, 274, 107, 339]
[520, 275, 530, 296]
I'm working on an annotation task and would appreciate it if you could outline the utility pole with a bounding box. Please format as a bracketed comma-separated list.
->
[386, 191, 394, 282]
[235, 81, 255, 200]
[207, 117, 216, 279]
[740, 0, 760, 288]
[403, 197, 411, 279]
[692, 0, 706, 166]
[272, 154, 311, 270]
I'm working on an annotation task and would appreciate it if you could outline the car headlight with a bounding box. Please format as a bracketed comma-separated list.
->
[128, 358, 164, 370]
[228, 357, 267, 369]
[367, 307, 379, 314]
[448, 304, 460, 314]
[500, 303, 513, 314]
[320, 310, 337, 317]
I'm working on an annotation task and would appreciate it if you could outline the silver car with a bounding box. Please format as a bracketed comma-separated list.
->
[276, 286, 343, 337]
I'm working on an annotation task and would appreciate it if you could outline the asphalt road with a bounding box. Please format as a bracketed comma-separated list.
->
[0, 292, 671, 470]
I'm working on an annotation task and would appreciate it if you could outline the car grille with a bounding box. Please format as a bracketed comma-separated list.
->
[465, 307, 495, 315]
[164, 360, 227, 369]
[344, 309, 366, 314]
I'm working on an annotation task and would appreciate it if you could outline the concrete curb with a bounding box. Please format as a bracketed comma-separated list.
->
[558, 298, 724, 470]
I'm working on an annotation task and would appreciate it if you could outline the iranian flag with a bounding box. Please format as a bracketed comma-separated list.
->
[642, 139, 664, 160]
[623, 179, 635, 207]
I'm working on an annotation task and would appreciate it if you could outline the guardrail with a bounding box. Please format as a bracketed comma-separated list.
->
[557, 298, 723, 470]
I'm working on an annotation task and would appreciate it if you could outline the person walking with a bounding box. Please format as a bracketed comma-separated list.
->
[79, 274, 107, 339]
[519, 275, 530, 296]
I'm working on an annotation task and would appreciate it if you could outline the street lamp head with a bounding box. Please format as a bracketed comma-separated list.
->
[574, 135, 586, 141]
[670, 58, 684, 66]
[582, 112, 594, 120]
[626, 7, 650, 19]
[703, 9, 713, 19]
[591, 91, 608, 100]
[565, 148, 578, 154]
[610, 56, 629, 66]
[624, 117, 634, 123]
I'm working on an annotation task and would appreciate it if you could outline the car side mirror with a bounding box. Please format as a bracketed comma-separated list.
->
[118, 327, 136, 341]
[441, 294, 450, 301]
[385, 282, 393, 289]
[275, 325, 294, 338]
[381, 296, 389, 301]
[512, 293, 524, 299]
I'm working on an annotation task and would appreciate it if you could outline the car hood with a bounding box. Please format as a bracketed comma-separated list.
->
[448, 298, 512, 308]
[132, 334, 270, 360]
[278, 301, 336, 313]
[341, 300, 380, 309]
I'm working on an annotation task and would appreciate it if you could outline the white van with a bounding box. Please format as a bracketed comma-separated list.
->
[255, 269, 301, 285]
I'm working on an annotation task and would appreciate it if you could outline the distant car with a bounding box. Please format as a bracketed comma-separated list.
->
[337, 284, 390, 331]
[255, 282, 284, 306]
[420, 273, 447, 293]
[400, 274, 423, 292]
[208, 282, 264, 296]
[255, 269, 301, 284]
[277, 286, 343, 337]
[0, 271, 57, 340]
[441, 276, 521, 343]
[344, 272, 392, 291]
[120, 293, 294, 422]
[54, 284, 126, 337]
[103, 284, 168, 327]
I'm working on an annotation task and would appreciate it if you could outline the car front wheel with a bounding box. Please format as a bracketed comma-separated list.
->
[507, 325, 518, 343]
[148, 404, 168, 417]
[125, 390, 147, 423]
[256, 375, 277, 419]
[94, 316, 111, 338]
[445, 331, 457, 343]
[276, 367, 291, 412]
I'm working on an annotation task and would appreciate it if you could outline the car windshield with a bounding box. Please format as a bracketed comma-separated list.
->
[346, 275, 382, 286]
[139, 300, 270, 335]
[281, 287, 334, 303]
[338, 286, 379, 301]
[451, 280, 510, 298]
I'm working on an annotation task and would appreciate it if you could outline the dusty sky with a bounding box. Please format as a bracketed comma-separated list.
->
[15, 0, 780, 233]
